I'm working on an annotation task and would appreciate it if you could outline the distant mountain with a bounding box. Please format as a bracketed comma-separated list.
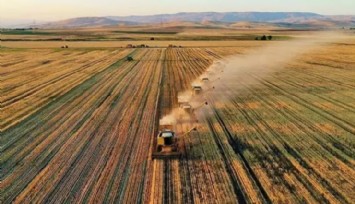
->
[107, 12, 323, 23]
[39, 17, 137, 28]
[33, 12, 355, 29]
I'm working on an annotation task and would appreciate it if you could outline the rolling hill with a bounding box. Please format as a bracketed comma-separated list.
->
[39, 17, 137, 28]
[107, 12, 323, 23]
[24, 12, 355, 29]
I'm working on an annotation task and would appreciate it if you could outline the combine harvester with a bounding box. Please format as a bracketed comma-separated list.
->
[152, 102, 208, 159]
[151, 123, 197, 159]
[192, 85, 202, 95]
[180, 102, 193, 115]
[152, 124, 181, 159]
[178, 93, 208, 120]
[152, 72, 215, 159]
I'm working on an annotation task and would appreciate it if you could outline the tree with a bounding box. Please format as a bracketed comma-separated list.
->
[268, 35, 272, 40]
[255, 37, 259, 40]
[261, 35, 267, 40]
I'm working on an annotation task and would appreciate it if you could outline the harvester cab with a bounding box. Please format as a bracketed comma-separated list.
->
[152, 124, 200, 159]
[192, 85, 202, 95]
[152, 124, 181, 159]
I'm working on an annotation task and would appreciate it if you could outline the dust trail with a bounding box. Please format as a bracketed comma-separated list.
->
[160, 108, 189, 126]
[160, 32, 347, 128]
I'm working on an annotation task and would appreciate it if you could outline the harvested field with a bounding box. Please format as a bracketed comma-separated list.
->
[1, 40, 262, 49]
[1, 38, 354, 203]
[149, 41, 355, 204]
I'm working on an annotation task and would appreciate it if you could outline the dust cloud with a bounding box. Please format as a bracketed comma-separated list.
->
[160, 108, 188, 126]
[160, 32, 346, 128]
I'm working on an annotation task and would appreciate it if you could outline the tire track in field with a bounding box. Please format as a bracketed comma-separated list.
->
[207, 100, 272, 204]
[206, 117, 248, 204]
[239, 82, 355, 196]
[241, 80, 355, 165]
[225, 85, 351, 203]
[222, 97, 337, 203]
[255, 77, 355, 135]
[273, 72, 355, 113]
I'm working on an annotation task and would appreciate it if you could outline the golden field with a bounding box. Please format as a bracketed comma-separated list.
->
[1, 29, 354, 203]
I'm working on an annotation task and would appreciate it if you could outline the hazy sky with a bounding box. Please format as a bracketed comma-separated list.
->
[2, 0, 354, 21]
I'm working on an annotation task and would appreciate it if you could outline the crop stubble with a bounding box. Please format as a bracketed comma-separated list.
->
[1, 42, 354, 203]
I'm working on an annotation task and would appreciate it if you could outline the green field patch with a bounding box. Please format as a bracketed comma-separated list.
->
[2, 30, 57, 35]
